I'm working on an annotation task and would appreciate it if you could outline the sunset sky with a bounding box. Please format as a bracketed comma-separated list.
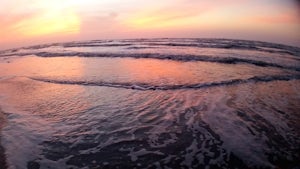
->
[0, 0, 299, 50]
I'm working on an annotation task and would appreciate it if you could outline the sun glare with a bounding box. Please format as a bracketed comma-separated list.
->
[0, 0, 299, 49]
[12, 0, 80, 37]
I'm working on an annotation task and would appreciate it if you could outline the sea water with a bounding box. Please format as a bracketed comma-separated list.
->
[0, 39, 299, 169]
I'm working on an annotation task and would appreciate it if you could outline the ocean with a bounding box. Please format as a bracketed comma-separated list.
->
[0, 38, 299, 169]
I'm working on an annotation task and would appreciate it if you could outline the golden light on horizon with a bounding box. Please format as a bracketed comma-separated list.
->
[12, 8, 80, 37]
[0, 0, 299, 50]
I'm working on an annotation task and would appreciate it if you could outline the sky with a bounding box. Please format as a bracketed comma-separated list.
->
[0, 0, 299, 50]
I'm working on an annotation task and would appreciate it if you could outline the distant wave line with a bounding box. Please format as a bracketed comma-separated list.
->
[1, 51, 299, 71]
[1, 38, 300, 56]
[34, 52, 300, 72]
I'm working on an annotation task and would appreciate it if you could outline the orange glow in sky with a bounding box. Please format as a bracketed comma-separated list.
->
[13, 10, 80, 37]
[0, 0, 299, 49]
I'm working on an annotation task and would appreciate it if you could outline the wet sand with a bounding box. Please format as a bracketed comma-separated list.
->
[0, 108, 7, 169]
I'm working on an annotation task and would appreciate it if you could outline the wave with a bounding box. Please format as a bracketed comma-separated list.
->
[62, 43, 133, 48]
[2, 51, 298, 72]
[0, 38, 299, 73]
[1, 38, 299, 57]
[29, 74, 300, 91]
[51, 39, 300, 56]
[31, 52, 299, 71]
[57, 39, 300, 56]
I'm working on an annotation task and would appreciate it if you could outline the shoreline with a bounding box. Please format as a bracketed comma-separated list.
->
[0, 108, 7, 169]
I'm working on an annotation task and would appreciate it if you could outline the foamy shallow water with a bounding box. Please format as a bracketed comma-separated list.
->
[0, 39, 299, 169]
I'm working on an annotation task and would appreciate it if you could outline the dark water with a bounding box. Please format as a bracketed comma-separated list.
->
[0, 39, 299, 169]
